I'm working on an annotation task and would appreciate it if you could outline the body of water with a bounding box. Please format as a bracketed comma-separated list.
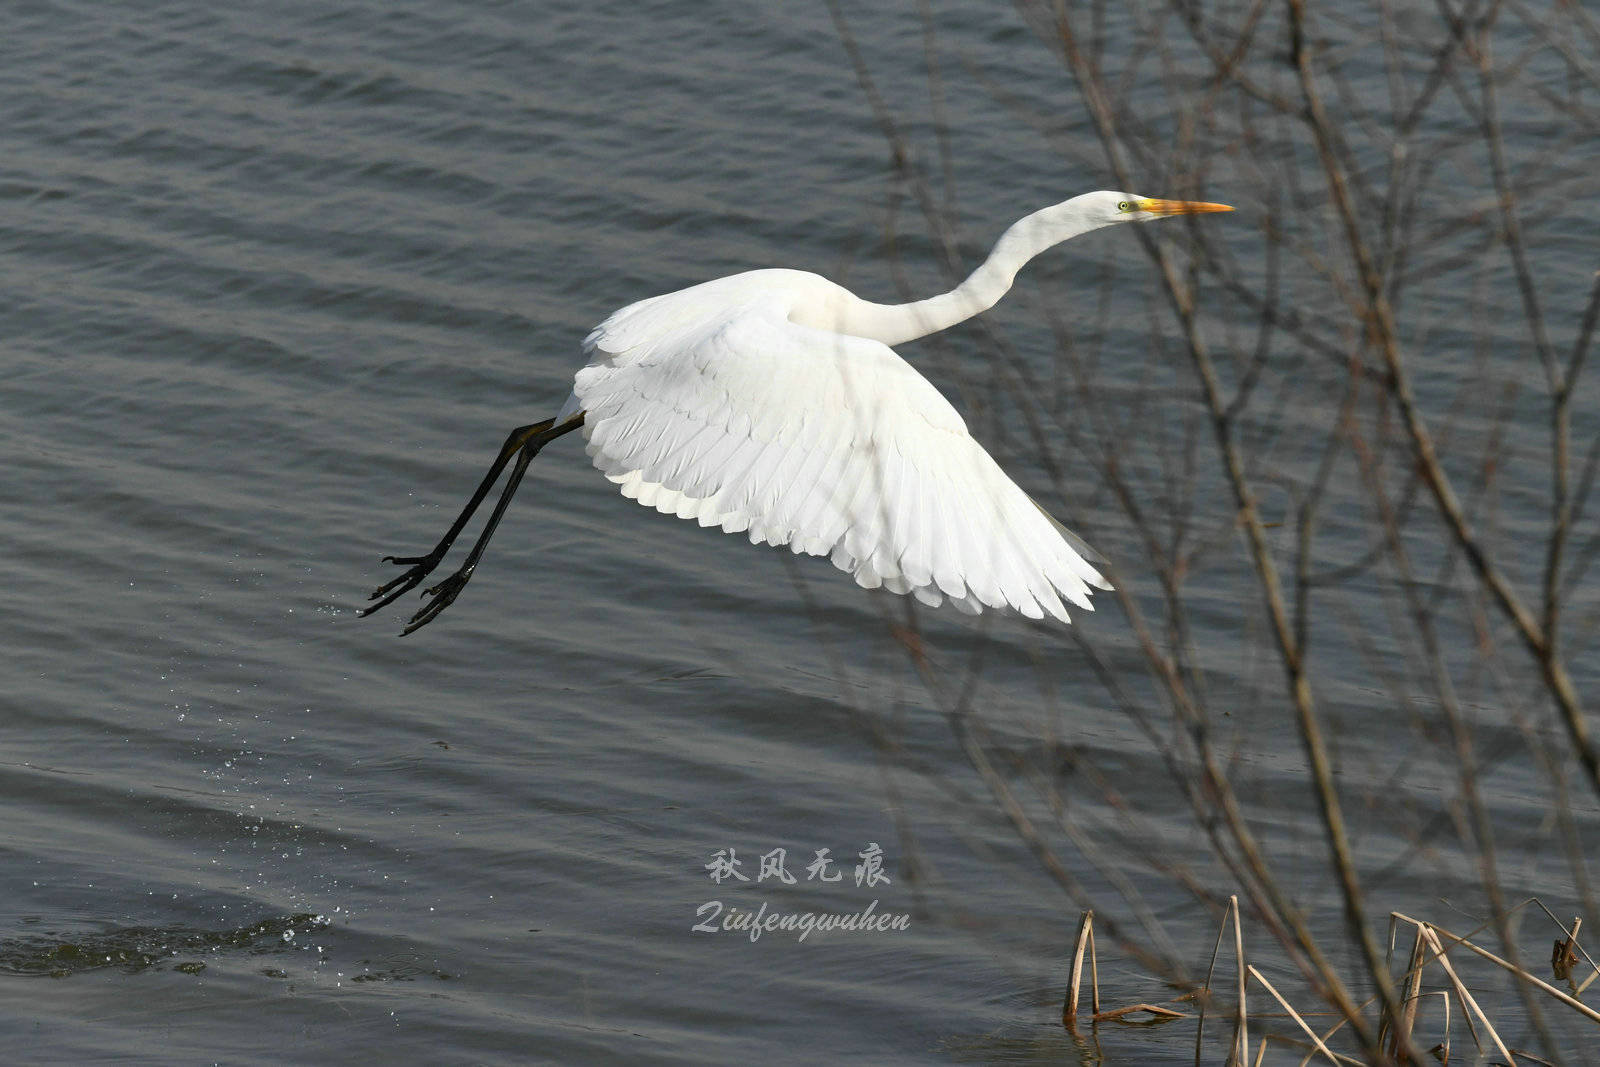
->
[3, 1, 1596, 1062]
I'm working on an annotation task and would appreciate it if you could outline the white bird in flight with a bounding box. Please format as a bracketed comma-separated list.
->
[362, 190, 1232, 634]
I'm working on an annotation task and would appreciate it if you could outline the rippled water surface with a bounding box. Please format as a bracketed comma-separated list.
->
[4, 1, 1597, 1063]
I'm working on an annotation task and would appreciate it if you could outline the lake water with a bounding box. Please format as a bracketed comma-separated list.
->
[3, 0, 1596, 1062]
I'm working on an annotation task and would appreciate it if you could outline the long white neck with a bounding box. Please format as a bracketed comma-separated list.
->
[839, 199, 1109, 347]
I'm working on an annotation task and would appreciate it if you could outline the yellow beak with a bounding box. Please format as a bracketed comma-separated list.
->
[1134, 198, 1234, 215]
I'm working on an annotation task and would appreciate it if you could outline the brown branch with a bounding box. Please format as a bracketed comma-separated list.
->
[1285, 0, 1600, 800]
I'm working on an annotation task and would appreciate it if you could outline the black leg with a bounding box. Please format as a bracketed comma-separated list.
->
[361, 414, 584, 632]
[360, 418, 555, 618]
[398, 431, 545, 634]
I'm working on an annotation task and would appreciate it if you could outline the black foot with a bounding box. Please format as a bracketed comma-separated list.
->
[359, 551, 446, 619]
[400, 567, 475, 635]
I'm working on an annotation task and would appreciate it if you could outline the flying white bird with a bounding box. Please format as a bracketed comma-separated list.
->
[362, 191, 1231, 634]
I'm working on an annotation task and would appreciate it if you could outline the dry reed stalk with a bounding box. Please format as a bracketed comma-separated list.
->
[1231, 896, 1249, 1067]
[1091, 1002, 1186, 1022]
[1386, 925, 1428, 1058]
[1197, 900, 1233, 1067]
[1298, 1005, 1372, 1067]
[1063, 910, 1095, 1030]
[1289, 1045, 1369, 1067]
[1364, 992, 1452, 1067]
[1247, 964, 1341, 1065]
[1417, 924, 1510, 1063]
[1427, 990, 1451, 1067]
[1381, 991, 1453, 1067]
[1505, 1052, 1561, 1066]
[1088, 909, 1100, 1017]
[1393, 913, 1600, 1025]
[1060, 909, 1192, 1029]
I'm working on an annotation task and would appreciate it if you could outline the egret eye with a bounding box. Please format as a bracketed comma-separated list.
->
[1117, 201, 1132, 212]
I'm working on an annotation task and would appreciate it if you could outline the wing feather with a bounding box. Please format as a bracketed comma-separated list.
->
[575, 275, 1107, 620]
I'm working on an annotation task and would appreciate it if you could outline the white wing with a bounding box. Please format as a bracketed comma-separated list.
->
[570, 275, 1110, 621]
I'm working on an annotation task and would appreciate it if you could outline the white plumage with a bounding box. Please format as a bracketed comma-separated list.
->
[363, 190, 1231, 633]
[566, 272, 1106, 621]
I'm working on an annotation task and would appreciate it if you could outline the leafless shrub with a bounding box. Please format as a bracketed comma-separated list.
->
[831, 0, 1600, 1061]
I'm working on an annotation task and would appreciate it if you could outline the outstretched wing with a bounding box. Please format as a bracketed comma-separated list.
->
[571, 282, 1109, 621]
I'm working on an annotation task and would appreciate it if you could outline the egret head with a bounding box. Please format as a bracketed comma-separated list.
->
[1005, 191, 1232, 262]
[1076, 190, 1234, 226]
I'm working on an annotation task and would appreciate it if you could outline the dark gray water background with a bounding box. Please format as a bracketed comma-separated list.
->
[3, 1, 1597, 1063]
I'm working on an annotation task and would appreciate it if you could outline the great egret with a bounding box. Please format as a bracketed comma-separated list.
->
[362, 191, 1231, 634]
